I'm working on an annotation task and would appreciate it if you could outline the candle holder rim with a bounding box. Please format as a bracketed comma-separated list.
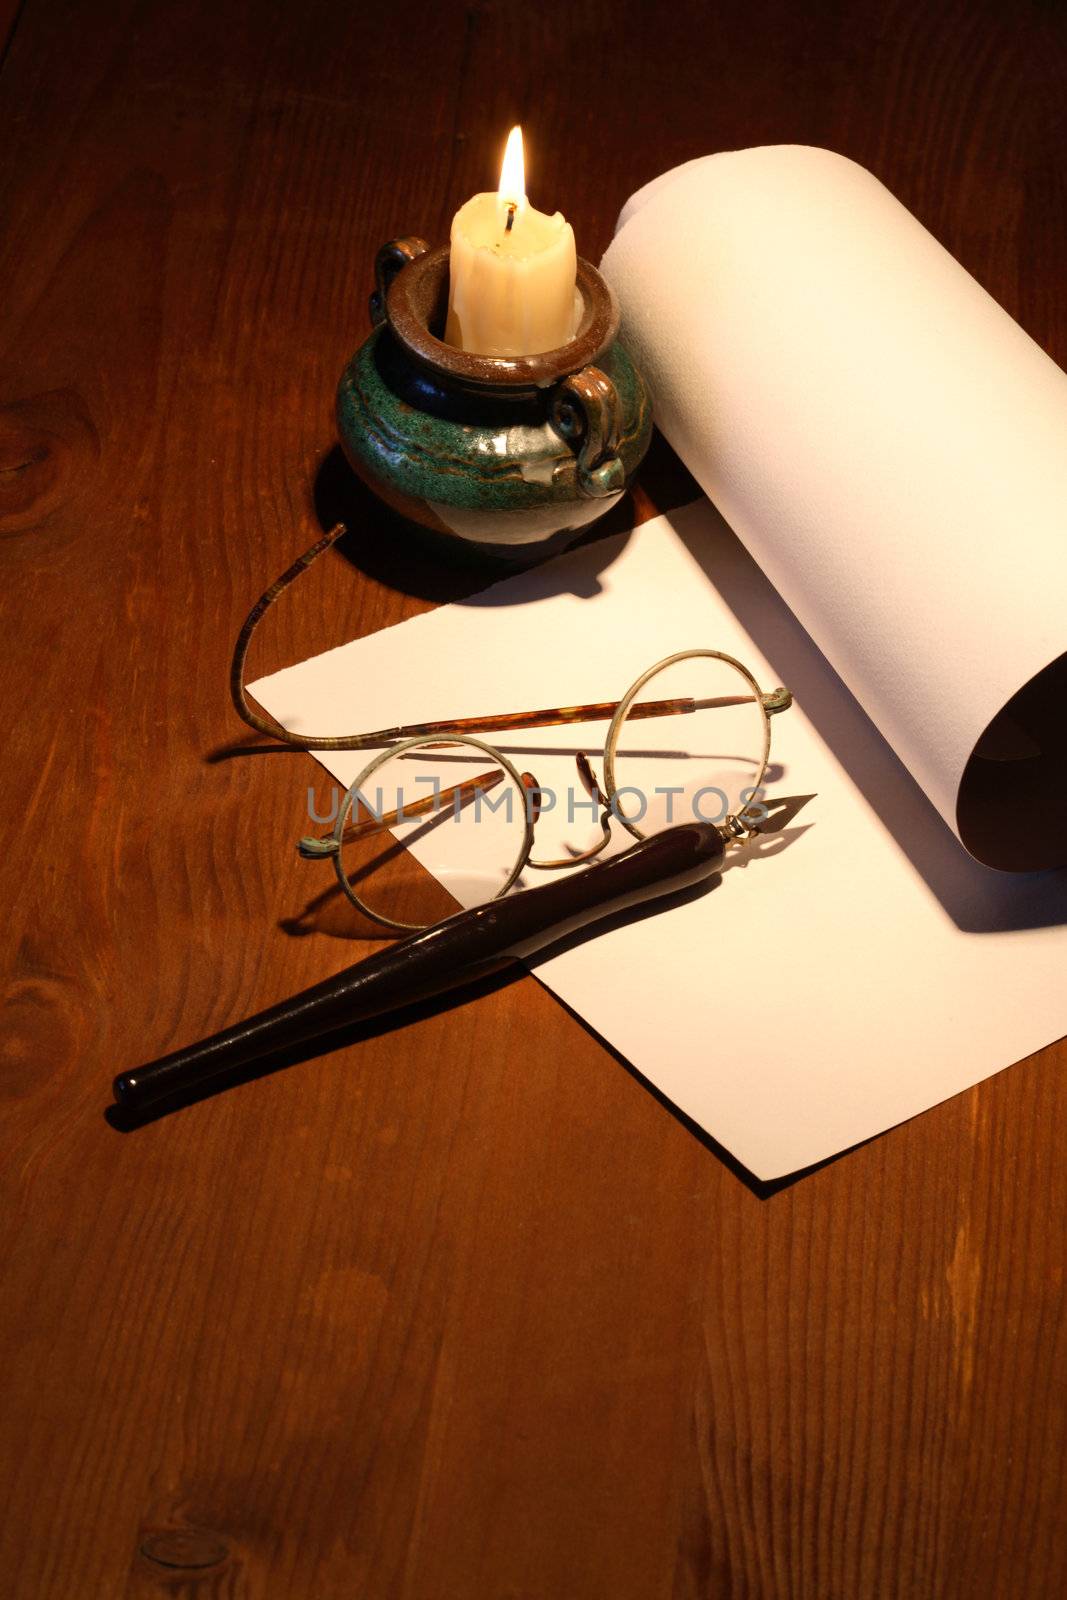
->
[384, 244, 620, 392]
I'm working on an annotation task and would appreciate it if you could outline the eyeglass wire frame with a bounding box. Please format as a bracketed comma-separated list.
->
[231, 527, 793, 933]
[296, 653, 785, 932]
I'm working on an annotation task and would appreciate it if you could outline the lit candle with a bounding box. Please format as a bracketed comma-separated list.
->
[445, 126, 579, 357]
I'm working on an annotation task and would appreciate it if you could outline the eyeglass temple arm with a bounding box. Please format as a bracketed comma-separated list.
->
[230, 525, 360, 748]
[231, 527, 792, 750]
[381, 687, 791, 742]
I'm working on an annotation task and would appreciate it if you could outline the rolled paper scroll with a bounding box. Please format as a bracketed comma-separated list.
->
[601, 146, 1067, 870]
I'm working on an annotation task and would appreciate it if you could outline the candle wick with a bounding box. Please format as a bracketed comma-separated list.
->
[505, 202, 516, 234]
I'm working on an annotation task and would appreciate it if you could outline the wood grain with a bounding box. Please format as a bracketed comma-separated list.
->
[0, 1, 1064, 1596]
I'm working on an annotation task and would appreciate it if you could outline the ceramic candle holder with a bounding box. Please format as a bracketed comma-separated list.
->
[336, 238, 652, 563]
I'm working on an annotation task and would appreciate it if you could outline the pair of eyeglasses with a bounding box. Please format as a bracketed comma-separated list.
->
[232, 526, 793, 933]
[110, 530, 795, 1113]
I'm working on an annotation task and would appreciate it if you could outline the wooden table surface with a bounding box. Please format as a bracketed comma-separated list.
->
[2, 1, 1064, 1595]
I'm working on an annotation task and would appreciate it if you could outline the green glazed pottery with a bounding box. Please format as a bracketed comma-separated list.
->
[336, 238, 652, 562]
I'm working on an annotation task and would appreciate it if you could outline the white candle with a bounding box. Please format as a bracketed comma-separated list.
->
[445, 126, 579, 357]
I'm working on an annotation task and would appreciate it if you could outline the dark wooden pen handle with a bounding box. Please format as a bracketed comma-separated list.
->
[112, 821, 725, 1111]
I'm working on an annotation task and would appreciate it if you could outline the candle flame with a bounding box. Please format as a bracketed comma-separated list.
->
[498, 125, 526, 209]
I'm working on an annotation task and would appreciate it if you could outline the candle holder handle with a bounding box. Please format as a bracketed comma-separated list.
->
[369, 236, 429, 327]
[549, 365, 626, 498]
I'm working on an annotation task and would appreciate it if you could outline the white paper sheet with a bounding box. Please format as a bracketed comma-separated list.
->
[602, 146, 1067, 870]
[250, 502, 1067, 1180]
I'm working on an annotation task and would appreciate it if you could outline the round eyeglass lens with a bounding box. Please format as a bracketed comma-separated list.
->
[606, 652, 769, 838]
[334, 738, 532, 930]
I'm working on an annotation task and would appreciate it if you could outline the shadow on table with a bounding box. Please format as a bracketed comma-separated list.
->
[671, 501, 1067, 936]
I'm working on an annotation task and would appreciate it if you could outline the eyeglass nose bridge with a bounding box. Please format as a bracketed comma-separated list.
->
[524, 749, 614, 872]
